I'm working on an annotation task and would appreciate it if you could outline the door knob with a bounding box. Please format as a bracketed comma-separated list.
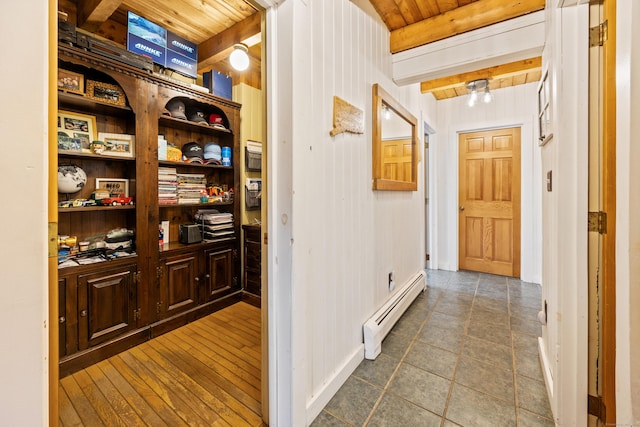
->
[459, 206, 465, 211]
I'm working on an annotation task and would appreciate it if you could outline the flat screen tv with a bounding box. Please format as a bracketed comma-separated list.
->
[127, 11, 198, 78]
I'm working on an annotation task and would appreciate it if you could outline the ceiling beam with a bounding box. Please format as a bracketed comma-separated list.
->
[76, 0, 123, 33]
[420, 56, 542, 93]
[198, 12, 262, 72]
[390, 0, 546, 53]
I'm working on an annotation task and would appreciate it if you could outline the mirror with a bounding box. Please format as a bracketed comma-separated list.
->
[372, 83, 418, 191]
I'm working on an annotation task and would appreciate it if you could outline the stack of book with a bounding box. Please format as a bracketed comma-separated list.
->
[177, 173, 206, 204]
[195, 209, 235, 241]
[158, 167, 178, 205]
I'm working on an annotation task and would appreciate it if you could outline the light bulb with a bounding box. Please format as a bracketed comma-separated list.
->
[467, 89, 478, 107]
[230, 44, 250, 71]
[482, 87, 493, 103]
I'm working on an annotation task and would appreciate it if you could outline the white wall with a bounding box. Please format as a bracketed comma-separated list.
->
[267, 0, 424, 424]
[616, 0, 640, 422]
[538, 3, 590, 425]
[431, 83, 542, 284]
[0, 0, 49, 424]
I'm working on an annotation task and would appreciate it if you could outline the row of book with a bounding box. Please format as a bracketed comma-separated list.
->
[158, 167, 207, 205]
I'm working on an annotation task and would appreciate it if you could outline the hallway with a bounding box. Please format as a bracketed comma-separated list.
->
[313, 269, 554, 426]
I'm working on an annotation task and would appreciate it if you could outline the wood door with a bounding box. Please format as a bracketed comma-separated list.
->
[458, 127, 521, 277]
[204, 247, 234, 301]
[160, 253, 198, 318]
[77, 263, 137, 350]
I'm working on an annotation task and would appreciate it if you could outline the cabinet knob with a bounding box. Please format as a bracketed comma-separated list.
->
[205, 274, 210, 279]
[80, 310, 87, 317]
[459, 206, 465, 211]
[195, 277, 200, 282]
[59, 316, 65, 324]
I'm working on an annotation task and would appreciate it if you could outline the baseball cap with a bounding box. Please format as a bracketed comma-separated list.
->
[203, 142, 222, 165]
[182, 142, 204, 163]
[208, 113, 227, 130]
[188, 108, 208, 125]
[165, 99, 187, 120]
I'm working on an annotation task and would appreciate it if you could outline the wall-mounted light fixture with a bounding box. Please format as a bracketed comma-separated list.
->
[466, 79, 493, 107]
[229, 43, 250, 71]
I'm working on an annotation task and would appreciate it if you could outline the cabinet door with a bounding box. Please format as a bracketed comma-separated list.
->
[204, 248, 234, 301]
[244, 240, 261, 296]
[77, 264, 137, 350]
[160, 254, 198, 318]
[58, 277, 67, 358]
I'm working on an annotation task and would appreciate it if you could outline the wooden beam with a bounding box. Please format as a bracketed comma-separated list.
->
[420, 56, 541, 93]
[390, 0, 545, 53]
[198, 12, 261, 71]
[76, 0, 123, 33]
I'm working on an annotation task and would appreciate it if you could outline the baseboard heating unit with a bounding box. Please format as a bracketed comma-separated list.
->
[363, 270, 426, 360]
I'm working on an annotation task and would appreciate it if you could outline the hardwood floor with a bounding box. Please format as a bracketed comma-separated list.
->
[59, 302, 263, 426]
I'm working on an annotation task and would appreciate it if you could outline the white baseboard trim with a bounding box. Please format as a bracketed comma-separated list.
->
[305, 344, 364, 426]
[538, 337, 557, 424]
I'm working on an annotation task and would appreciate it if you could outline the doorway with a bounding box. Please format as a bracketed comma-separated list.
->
[458, 127, 521, 277]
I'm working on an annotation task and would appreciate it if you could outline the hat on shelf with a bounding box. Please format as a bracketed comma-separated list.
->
[188, 108, 208, 125]
[203, 142, 222, 165]
[165, 99, 187, 120]
[208, 113, 227, 130]
[182, 141, 204, 163]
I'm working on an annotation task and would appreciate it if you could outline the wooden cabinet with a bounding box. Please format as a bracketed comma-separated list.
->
[203, 246, 235, 302]
[243, 224, 261, 296]
[158, 252, 198, 318]
[57, 43, 243, 375]
[77, 263, 138, 350]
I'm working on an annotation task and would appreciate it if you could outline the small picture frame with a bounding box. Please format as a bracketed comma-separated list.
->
[97, 132, 135, 158]
[86, 80, 126, 106]
[95, 178, 129, 197]
[57, 69, 84, 95]
[57, 110, 97, 153]
[537, 70, 553, 146]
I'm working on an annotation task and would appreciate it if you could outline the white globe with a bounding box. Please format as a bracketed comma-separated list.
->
[58, 165, 87, 194]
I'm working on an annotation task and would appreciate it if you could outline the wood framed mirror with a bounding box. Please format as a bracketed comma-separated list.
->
[372, 83, 418, 191]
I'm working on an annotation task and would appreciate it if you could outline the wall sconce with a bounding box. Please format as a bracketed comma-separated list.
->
[466, 79, 492, 107]
[229, 43, 250, 71]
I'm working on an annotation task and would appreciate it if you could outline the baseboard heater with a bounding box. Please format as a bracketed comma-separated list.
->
[363, 270, 426, 360]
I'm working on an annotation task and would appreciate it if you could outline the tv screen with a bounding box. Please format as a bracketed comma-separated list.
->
[127, 11, 198, 78]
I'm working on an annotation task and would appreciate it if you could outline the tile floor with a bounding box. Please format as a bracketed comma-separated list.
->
[311, 269, 555, 427]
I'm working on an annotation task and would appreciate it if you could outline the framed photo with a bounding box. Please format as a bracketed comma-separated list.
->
[537, 70, 553, 146]
[57, 69, 84, 95]
[57, 110, 97, 153]
[86, 80, 126, 106]
[97, 132, 135, 158]
[95, 178, 129, 197]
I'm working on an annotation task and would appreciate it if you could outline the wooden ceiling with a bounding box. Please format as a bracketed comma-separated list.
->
[368, 0, 545, 99]
[62, 0, 545, 98]
[61, 0, 263, 86]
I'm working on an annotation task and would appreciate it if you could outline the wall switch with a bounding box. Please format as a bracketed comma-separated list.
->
[388, 271, 395, 291]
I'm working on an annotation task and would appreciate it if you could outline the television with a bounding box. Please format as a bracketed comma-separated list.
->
[127, 11, 198, 78]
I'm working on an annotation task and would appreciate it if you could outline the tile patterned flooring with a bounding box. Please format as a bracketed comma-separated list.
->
[312, 269, 555, 427]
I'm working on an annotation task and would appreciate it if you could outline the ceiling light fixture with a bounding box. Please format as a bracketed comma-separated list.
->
[466, 79, 492, 107]
[229, 43, 250, 71]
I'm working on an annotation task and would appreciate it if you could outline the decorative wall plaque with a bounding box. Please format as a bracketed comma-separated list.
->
[330, 96, 364, 137]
